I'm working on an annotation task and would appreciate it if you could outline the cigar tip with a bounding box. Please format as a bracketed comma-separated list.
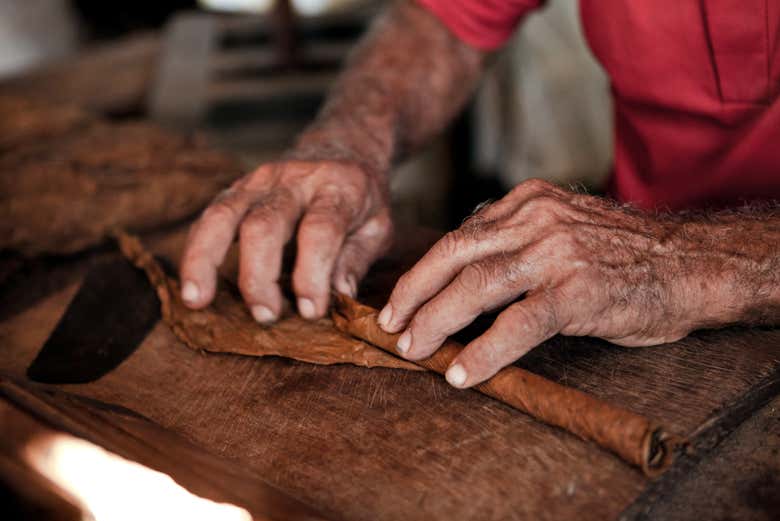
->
[642, 428, 685, 477]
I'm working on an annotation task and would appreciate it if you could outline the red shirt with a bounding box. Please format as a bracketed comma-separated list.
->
[418, 0, 780, 210]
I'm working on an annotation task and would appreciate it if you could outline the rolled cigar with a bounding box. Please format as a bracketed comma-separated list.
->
[332, 294, 683, 476]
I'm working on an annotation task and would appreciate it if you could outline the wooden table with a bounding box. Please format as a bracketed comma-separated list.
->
[1, 226, 778, 521]
[1, 31, 778, 520]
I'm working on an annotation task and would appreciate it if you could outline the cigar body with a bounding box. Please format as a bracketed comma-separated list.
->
[332, 294, 682, 476]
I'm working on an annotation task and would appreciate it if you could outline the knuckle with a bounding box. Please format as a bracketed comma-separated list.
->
[437, 229, 468, 257]
[308, 192, 353, 224]
[294, 163, 371, 203]
[320, 160, 369, 182]
[343, 171, 369, 197]
[503, 301, 557, 337]
[522, 227, 577, 262]
[501, 254, 530, 288]
[509, 178, 554, 198]
[472, 200, 502, 221]
[503, 306, 540, 336]
[301, 214, 345, 242]
[545, 228, 582, 261]
[339, 188, 363, 211]
[458, 262, 494, 293]
[523, 195, 564, 216]
[251, 163, 274, 175]
[244, 164, 276, 188]
[547, 226, 576, 247]
[462, 212, 495, 236]
[202, 200, 239, 225]
[313, 182, 346, 202]
[261, 186, 293, 207]
[523, 178, 555, 192]
[238, 209, 269, 237]
[569, 192, 600, 210]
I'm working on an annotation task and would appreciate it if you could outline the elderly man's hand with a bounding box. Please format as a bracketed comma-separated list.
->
[377, 179, 730, 388]
[180, 159, 392, 322]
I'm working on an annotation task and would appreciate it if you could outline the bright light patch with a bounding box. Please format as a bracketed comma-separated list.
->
[198, 0, 274, 14]
[25, 435, 252, 521]
[197, 0, 349, 15]
[291, 0, 331, 16]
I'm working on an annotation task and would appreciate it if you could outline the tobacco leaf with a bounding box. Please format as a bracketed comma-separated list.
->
[117, 232, 421, 371]
[0, 95, 242, 256]
[0, 95, 94, 153]
[332, 293, 685, 476]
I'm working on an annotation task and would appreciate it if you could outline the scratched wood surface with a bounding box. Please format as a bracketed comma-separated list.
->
[625, 392, 780, 520]
[0, 379, 331, 521]
[4, 50, 778, 519]
[0, 227, 779, 521]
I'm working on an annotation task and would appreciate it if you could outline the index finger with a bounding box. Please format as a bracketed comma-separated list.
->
[378, 228, 493, 333]
[378, 184, 558, 334]
[179, 188, 259, 308]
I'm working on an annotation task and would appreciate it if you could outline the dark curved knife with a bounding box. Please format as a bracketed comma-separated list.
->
[27, 257, 161, 384]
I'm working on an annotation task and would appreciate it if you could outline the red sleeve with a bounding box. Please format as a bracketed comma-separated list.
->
[416, 0, 545, 51]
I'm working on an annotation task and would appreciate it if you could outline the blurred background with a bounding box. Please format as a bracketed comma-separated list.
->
[0, 0, 613, 230]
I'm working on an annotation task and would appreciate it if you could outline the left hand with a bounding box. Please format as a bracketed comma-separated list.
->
[377, 179, 729, 388]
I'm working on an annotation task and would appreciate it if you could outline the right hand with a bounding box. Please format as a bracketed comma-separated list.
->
[179, 159, 393, 323]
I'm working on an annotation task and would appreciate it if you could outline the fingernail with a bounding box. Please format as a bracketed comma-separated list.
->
[377, 304, 393, 330]
[334, 276, 355, 298]
[251, 305, 275, 324]
[346, 274, 358, 297]
[396, 330, 412, 354]
[446, 364, 467, 388]
[181, 281, 200, 303]
[298, 298, 316, 319]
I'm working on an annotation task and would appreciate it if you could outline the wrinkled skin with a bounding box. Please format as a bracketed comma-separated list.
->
[180, 1, 485, 323]
[181, 1, 780, 389]
[180, 160, 392, 322]
[377, 179, 776, 387]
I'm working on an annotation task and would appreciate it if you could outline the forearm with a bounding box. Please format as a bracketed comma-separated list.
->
[672, 207, 780, 327]
[288, 0, 487, 176]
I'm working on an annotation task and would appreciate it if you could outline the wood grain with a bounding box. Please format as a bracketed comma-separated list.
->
[0, 228, 778, 520]
[0, 378, 330, 521]
[332, 294, 682, 475]
[623, 390, 780, 520]
[2, 65, 777, 515]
